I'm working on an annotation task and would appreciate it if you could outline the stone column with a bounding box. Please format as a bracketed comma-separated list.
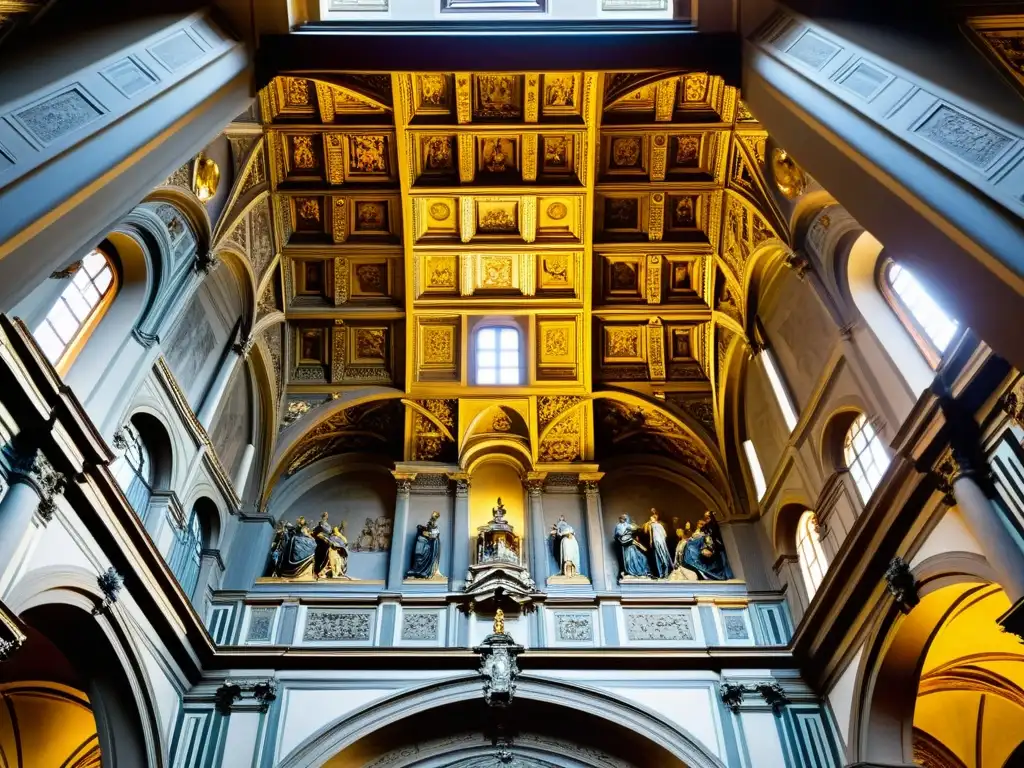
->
[936, 389, 1024, 605]
[0, 446, 65, 589]
[197, 340, 247, 430]
[525, 473, 547, 586]
[387, 474, 415, 591]
[449, 473, 471, 591]
[580, 473, 607, 591]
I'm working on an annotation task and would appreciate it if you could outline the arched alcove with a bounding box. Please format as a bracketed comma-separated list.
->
[269, 458, 398, 581]
[277, 675, 725, 768]
[3, 576, 162, 767]
[857, 569, 1024, 767]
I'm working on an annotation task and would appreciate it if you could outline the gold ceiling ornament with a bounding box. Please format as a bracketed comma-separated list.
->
[192, 153, 221, 204]
[770, 148, 807, 199]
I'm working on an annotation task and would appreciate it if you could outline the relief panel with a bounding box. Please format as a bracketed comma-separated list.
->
[536, 316, 578, 381]
[472, 74, 523, 119]
[416, 317, 461, 382]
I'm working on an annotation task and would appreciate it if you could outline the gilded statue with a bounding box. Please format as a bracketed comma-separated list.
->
[493, 608, 505, 634]
[267, 515, 316, 578]
[313, 512, 349, 579]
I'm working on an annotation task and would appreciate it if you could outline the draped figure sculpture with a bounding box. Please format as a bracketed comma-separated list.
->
[407, 510, 443, 579]
[614, 514, 651, 578]
[269, 515, 317, 578]
[314, 512, 350, 579]
[681, 511, 733, 580]
[550, 515, 581, 579]
[643, 509, 673, 579]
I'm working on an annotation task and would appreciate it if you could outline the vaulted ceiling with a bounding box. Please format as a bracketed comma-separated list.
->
[202, 70, 792, 516]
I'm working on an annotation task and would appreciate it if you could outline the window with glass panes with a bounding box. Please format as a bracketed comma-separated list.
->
[843, 413, 890, 503]
[475, 327, 521, 385]
[796, 511, 827, 597]
[34, 250, 115, 367]
[884, 262, 959, 361]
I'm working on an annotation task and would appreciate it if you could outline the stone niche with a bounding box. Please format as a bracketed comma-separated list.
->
[284, 469, 397, 581]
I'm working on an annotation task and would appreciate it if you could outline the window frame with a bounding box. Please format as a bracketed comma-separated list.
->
[878, 258, 958, 369]
[742, 438, 768, 500]
[472, 323, 524, 387]
[35, 248, 119, 375]
[842, 412, 890, 504]
[796, 510, 827, 598]
[760, 347, 799, 432]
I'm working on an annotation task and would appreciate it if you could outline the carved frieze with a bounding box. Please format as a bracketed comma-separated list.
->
[625, 611, 694, 641]
[303, 610, 373, 641]
[401, 612, 440, 641]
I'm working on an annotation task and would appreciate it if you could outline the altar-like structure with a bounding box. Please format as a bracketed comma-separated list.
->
[462, 498, 539, 614]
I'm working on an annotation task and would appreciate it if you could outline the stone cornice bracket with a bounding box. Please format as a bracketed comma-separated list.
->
[50, 261, 82, 280]
[131, 327, 160, 348]
[215, 679, 278, 716]
[998, 596, 1024, 645]
[783, 249, 810, 279]
[718, 680, 790, 716]
[194, 250, 219, 276]
[885, 556, 919, 614]
[4, 446, 67, 524]
[231, 336, 255, 359]
[92, 567, 123, 616]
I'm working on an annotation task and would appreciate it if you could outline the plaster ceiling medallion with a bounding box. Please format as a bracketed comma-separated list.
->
[771, 147, 807, 199]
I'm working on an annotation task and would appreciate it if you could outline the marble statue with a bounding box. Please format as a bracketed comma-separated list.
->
[681, 511, 733, 580]
[669, 523, 700, 581]
[271, 516, 316, 578]
[614, 515, 651, 578]
[550, 515, 581, 578]
[643, 509, 673, 579]
[407, 510, 443, 579]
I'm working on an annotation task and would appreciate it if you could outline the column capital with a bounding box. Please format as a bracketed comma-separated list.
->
[4, 445, 67, 523]
[578, 472, 604, 495]
[933, 385, 992, 490]
[447, 472, 470, 496]
[392, 472, 417, 495]
[214, 679, 277, 715]
[524, 472, 547, 497]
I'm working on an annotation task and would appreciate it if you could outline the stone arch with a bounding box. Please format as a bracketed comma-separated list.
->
[276, 674, 726, 768]
[772, 501, 814, 560]
[850, 552, 1014, 765]
[5, 565, 168, 767]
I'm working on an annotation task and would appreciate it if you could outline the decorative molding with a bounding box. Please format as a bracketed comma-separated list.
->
[92, 567, 123, 615]
[718, 680, 790, 715]
[214, 679, 277, 715]
[884, 556, 919, 614]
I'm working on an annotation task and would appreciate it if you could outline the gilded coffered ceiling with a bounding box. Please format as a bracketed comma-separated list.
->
[226, 69, 790, 516]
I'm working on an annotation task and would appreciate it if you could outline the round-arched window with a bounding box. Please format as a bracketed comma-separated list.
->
[34, 249, 118, 373]
[796, 511, 827, 597]
[843, 413, 890, 503]
[880, 260, 959, 368]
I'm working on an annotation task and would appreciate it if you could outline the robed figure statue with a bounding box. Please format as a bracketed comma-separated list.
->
[643, 510, 673, 579]
[407, 511, 443, 579]
[681, 511, 733, 580]
[270, 516, 317, 578]
[550, 515, 581, 578]
[614, 515, 651, 578]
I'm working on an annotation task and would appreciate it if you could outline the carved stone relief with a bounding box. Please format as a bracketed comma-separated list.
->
[401, 612, 440, 641]
[625, 611, 694, 641]
[303, 609, 373, 641]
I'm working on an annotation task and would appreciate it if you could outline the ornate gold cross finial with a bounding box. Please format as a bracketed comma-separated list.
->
[493, 609, 505, 634]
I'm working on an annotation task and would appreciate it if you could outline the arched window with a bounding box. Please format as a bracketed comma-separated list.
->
[796, 511, 827, 597]
[169, 508, 204, 599]
[112, 422, 153, 521]
[880, 260, 959, 367]
[843, 413, 890, 503]
[33, 249, 117, 374]
[475, 326, 521, 385]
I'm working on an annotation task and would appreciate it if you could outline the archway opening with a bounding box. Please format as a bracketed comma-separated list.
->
[863, 581, 1024, 767]
[322, 697, 689, 768]
[2, 602, 151, 766]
